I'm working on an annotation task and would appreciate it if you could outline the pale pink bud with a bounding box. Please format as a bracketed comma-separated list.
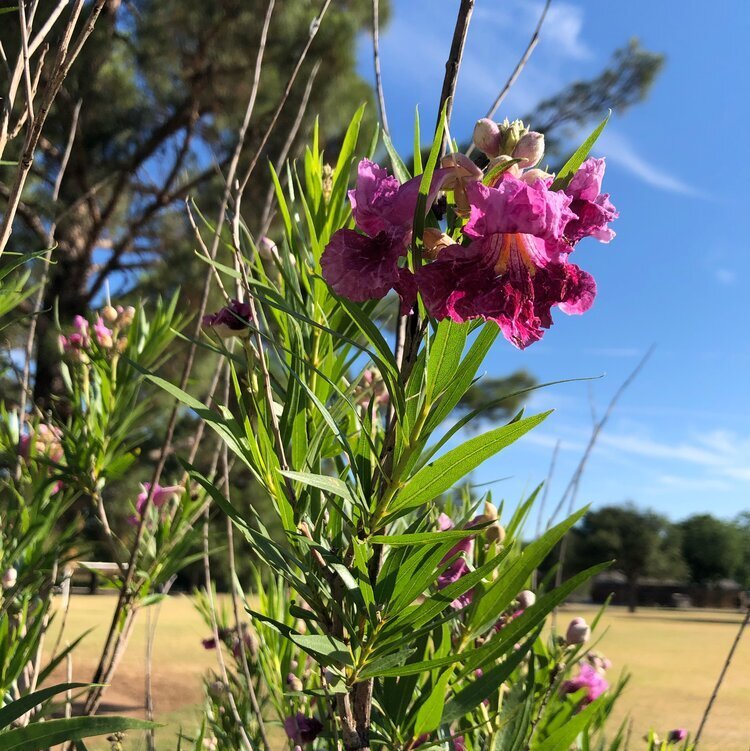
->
[486, 523, 506, 543]
[258, 236, 278, 262]
[512, 131, 545, 167]
[472, 118, 501, 157]
[2, 568, 17, 589]
[520, 168, 553, 186]
[287, 673, 303, 692]
[517, 590, 536, 609]
[117, 306, 136, 327]
[422, 228, 456, 260]
[101, 305, 118, 323]
[566, 617, 591, 645]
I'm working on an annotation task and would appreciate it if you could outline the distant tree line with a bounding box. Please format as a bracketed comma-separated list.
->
[556, 504, 750, 611]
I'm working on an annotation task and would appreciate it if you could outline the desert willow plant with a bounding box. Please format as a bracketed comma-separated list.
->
[159, 67, 626, 746]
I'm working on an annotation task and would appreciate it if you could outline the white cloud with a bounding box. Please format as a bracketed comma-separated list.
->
[474, 1, 591, 61]
[598, 131, 703, 197]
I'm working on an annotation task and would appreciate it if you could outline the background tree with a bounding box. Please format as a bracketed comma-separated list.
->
[679, 514, 743, 585]
[566, 504, 686, 612]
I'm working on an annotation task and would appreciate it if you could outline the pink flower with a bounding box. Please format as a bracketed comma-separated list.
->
[129, 482, 183, 525]
[561, 663, 609, 706]
[667, 729, 688, 743]
[418, 175, 594, 348]
[436, 513, 476, 608]
[202, 299, 252, 338]
[320, 159, 449, 313]
[93, 316, 114, 348]
[283, 712, 323, 744]
[563, 158, 618, 244]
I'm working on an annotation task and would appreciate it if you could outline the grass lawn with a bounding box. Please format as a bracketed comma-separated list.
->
[45, 596, 750, 749]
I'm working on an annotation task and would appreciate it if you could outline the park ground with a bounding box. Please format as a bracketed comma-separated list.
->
[46, 597, 750, 750]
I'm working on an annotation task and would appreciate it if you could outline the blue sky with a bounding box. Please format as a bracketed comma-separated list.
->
[355, 1, 750, 522]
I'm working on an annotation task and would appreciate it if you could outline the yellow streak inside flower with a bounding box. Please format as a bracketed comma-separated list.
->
[493, 233, 537, 277]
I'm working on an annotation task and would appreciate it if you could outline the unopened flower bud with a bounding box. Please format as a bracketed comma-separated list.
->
[482, 500, 498, 521]
[2, 568, 17, 589]
[118, 306, 136, 327]
[520, 168, 553, 186]
[517, 590, 536, 609]
[258, 236, 278, 262]
[116, 337, 128, 353]
[441, 152, 483, 214]
[287, 673, 304, 692]
[422, 228, 456, 260]
[485, 523, 506, 544]
[487, 155, 521, 183]
[500, 118, 527, 155]
[565, 617, 591, 645]
[102, 305, 118, 323]
[512, 131, 545, 167]
[322, 163, 334, 203]
[472, 118, 501, 157]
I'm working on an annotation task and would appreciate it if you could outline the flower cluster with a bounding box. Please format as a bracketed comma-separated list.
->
[320, 118, 617, 348]
[59, 306, 135, 361]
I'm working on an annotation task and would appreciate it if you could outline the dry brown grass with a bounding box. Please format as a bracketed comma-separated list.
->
[44, 597, 750, 749]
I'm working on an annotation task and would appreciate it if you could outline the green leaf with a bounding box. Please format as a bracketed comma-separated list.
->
[550, 111, 611, 190]
[382, 130, 411, 183]
[424, 322, 500, 433]
[533, 698, 602, 750]
[370, 527, 482, 547]
[442, 635, 534, 724]
[390, 412, 551, 514]
[425, 319, 468, 405]
[413, 668, 453, 737]
[412, 102, 447, 244]
[288, 634, 353, 667]
[0, 684, 87, 729]
[279, 470, 360, 508]
[0, 717, 157, 751]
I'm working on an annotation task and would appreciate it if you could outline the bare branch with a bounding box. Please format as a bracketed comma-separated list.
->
[370, 0, 388, 134]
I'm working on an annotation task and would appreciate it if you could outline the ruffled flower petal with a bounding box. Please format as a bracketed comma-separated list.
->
[464, 176, 575, 242]
[320, 228, 407, 303]
[564, 158, 618, 244]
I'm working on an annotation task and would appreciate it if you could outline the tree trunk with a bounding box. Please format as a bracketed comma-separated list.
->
[626, 576, 639, 613]
[33, 212, 93, 412]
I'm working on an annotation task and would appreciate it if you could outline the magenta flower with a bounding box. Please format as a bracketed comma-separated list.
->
[418, 175, 595, 348]
[320, 159, 449, 313]
[202, 299, 252, 338]
[436, 513, 475, 609]
[283, 712, 323, 744]
[129, 482, 183, 525]
[561, 663, 609, 706]
[667, 729, 688, 743]
[563, 158, 618, 244]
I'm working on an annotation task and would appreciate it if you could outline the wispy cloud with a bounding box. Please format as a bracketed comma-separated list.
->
[598, 131, 703, 197]
[715, 268, 737, 286]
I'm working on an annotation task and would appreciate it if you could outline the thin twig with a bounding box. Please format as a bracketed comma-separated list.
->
[466, 0, 552, 157]
[235, 0, 332, 209]
[0, 0, 106, 257]
[224, 451, 271, 751]
[17, 99, 81, 451]
[550, 347, 654, 597]
[258, 59, 320, 237]
[434, 0, 475, 142]
[370, 0, 388, 134]
[18, 1, 36, 124]
[694, 605, 750, 749]
[202, 507, 255, 751]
